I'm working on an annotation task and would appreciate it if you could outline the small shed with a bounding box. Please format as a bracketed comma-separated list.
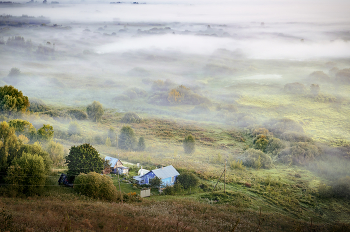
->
[105, 156, 123, 174]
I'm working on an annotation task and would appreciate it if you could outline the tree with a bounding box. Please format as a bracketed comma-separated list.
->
[121, 112, 142, 123]
[253, 134, 269, 152]
[177, 172, 199, 189]
[37, 124, 54, 141]
[8, 68, 21, 77]
[0, 121, 21, 181]
[6, 153, 46, 196]
[8, 119, 36, 140]
[44, 141, 65, 166]
[243, 149, 273, 169]
[310, 84, 320, 97]
[65, 144, 104, 182]
[149, 176, 161, 188]
[86, 101, 104, 122]
[118, 126, 136, 151]
[137, 137, 146, 151]
[0, 85, 30, 113]
[183, 135, 195, 154]
[107, 127, 116, 142]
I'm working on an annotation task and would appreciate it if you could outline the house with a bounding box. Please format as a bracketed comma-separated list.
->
[105, 156, 123, 174]
[133, 165, 180, 187]
[117, 166, 129, 175]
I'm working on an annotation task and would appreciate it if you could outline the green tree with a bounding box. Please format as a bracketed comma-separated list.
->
[118, 126, 136, 151]
[37, 124, 54, 141]
[6, 153, 46, 196]
[0, 121, 21, 181]
[149, 176, 161, 188]
[183, 135, 195, 154]
[137, 137, 146, 151]
[44, 141, 65, 166]
[177, 172, 199, 189]
[86, 101, 104, 122]
[65, 144, 104, 182]
[0, 85, 30, 113]
[8, 119, 36, 140]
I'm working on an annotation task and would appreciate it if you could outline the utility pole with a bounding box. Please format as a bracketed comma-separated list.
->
[224, 160, 226, 193]
[117, 171, 123, 204]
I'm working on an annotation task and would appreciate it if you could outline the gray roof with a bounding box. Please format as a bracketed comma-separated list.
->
[105, 156, 120, 167]
[152, 165, 180, 179]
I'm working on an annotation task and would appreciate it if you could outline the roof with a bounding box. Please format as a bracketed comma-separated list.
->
[152, 165, 180, 179]
[105, 156, 120, 167]
[138, 168, 150, 176]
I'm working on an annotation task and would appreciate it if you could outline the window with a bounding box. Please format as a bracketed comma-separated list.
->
[171, 176, 174, 183]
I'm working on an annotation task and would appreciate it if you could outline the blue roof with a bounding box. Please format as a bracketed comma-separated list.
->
[152, 165, 180, 179]
[105, 156, 119, 167]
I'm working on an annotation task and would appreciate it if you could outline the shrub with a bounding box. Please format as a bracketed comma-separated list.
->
[265, 138, 285, 156]
[163, 182, 184, 195]
[308, 71, 330, 82]
[6, 153, 46, 196]
[190, 104, 211, 114]
[310, 84, 320, 96]
[278, 142, 320, 165]
[253, 134, 269, 152]
[150, 177, 161, 188]
[177, 172, 199, 189]
[243, 148, 273, 169]
[264, 118, 304, 136]
[67, 121, 82, 136]
[335, 68, 350, 84]
[281, 132, 313, 142]
[67, 109, 88, 120]
[183, 135, 195, 154]
[318, 183, 333, 198]
[332, 176, 350, 199]
[230, 160, 245, 170]
[283, 82, 306, 94]
[28, 98, 49, 112]
[74, 172, 118, 201]
[121, 112, 142, 123]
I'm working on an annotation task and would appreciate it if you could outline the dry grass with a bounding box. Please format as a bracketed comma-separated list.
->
[0, 195, 339, 232]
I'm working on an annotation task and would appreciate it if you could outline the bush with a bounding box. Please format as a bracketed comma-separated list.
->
[265, 138, 285, 156]
[264, 118, 304, 136]
[332, 176, 350, 199]
[74, 172, 118, 201]
[137, 137, 146, 151]
[67, 109, 88, 120]
[177, 172, 199, 189]
[121, 112, 142, 123]
[283, 82, 306, 94]
[149, 177, 161, 188]
[6, 153, 46, 196]
[163, 182, 184, 195]
[243, 149, 273, 169]
[308, 71, 330, 82]
[230, 160, 245, 170]
[67, 121, 82, 136]
[190, 104, 211, 114]
[253, 134, 269, 152]
[280, 132, 313, 142]
[278, 142, 320, 165]
[28, 98, 50, 112]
